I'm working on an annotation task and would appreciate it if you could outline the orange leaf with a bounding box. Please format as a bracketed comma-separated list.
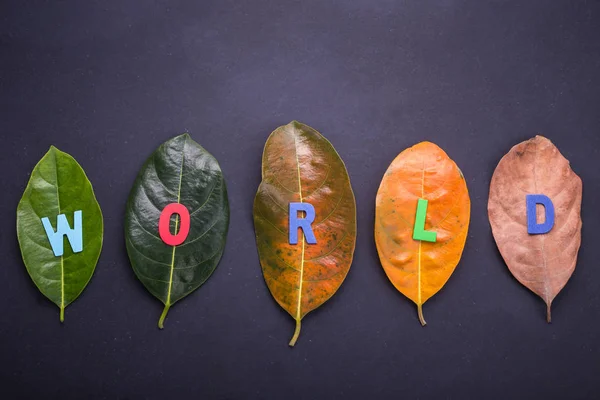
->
[375, 142, 470, 325]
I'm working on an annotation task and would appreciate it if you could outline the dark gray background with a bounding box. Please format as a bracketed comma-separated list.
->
[1, 1, 599, 399]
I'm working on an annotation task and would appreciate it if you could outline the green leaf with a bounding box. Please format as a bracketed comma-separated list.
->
[125, 134, 229, 329]
[17, 146, 104, 322]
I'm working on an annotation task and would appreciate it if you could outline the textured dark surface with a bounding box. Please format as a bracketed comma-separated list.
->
[1, 1, 599, 399]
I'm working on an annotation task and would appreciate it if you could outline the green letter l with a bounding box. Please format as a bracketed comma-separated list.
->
[412, 198, 437, 242]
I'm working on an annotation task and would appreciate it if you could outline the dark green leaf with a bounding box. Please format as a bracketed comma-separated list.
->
[17, 146, 104, 322]
[125, 134, 229, 328]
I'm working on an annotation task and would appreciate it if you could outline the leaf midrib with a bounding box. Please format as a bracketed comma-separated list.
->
[418, 159, 424, 308]
[293, 135, 305, 323]
[532, 141, 550, 307]
[52, 149, 65, 322]
[166, 136, 186, 309]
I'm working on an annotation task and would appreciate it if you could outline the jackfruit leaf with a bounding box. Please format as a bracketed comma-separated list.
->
[488, 135, 582, 322]
[17, 146, 103, 322]
[253, 121, 356, 346]
[375, 142, 470, 325]
[125, 134, 229, 328]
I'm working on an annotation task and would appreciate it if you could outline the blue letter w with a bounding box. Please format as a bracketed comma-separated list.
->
[41, 210, 83, 257]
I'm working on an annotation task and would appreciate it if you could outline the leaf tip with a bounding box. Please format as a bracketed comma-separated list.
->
[47, 145, 67, 160]
[288, 120, 303, 130]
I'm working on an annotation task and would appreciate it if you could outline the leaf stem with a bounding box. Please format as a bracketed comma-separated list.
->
[289, 319, 301, 347]
[418, 303, 426, 326]
[158, 303, 170, 329]
[60, 307, 64, 323]
[546, 303, 552, 323]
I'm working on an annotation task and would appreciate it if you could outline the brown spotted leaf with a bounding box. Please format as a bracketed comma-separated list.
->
[488, 135, 582, 322]
[253, 121, 356, 346]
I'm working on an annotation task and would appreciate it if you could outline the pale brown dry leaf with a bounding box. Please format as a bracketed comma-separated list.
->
[488, 135, 582, 322]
